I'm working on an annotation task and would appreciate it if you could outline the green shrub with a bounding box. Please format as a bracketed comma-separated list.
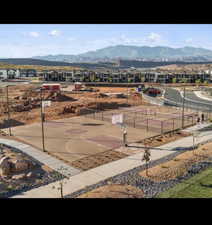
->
[173, 158, 180, 162]
[161, 165, 169, 169]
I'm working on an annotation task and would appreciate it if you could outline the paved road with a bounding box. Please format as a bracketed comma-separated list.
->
[163, 88, 212, 112]
[186, 91, 212, 105]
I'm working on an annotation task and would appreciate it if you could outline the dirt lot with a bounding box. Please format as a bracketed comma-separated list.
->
[139, 142, 212, 182]
[0, 84, 143, 128]
[77, 184, 144, 198]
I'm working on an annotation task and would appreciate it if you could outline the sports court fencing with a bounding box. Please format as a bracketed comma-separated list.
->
[84, 107, 199, 135]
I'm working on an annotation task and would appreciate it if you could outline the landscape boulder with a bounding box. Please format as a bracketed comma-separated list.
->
[26, 172, 36, 179]
[12, 159, 34, 172]
[0, 156, 11, 176]
[12, 173, 26, 180]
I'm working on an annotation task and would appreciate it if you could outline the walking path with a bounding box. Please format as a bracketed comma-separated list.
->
[5, 122, 212, 198]
[182, 122, 211, 133]
[0, 138, 81, 177]
[194, 91, 212, 102]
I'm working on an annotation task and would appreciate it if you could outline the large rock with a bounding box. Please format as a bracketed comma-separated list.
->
[12, 173, 26, 180]
[12, 159, 34, 173]
[0, 156, 11, 176]
[26, 172, 36, 179]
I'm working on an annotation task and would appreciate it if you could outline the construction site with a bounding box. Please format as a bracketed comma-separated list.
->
[0, 82, 199, 171]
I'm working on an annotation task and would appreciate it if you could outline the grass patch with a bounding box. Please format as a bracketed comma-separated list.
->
[157, 166, 212, 198]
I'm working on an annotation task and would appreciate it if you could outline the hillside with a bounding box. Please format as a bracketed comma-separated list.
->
[0, 62, 80, 71]
[33, 45, 212, 62]
[0, 59, 116, 70]
[0, 58, 80, 67]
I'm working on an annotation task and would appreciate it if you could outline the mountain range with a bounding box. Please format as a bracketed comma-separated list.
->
[33, 45, 212, 62]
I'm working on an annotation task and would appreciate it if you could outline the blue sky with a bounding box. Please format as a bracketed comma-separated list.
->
[0, 24, 212, 58]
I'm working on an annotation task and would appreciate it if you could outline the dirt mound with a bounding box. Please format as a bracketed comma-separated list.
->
[55, 93, 77, 102]
[77, 184, 144, 198]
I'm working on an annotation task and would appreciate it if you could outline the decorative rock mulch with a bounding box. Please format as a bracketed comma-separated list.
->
[66, 150, 212, 198]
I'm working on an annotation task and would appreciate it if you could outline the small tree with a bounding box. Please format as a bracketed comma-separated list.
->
[204, 80, 209, 85]
[172, 77, 177, 83]
[142, 145, 151, 176]
[51, 166, 71, 198]
[195, 79, 201, 87]
[182, 78, 188, 83]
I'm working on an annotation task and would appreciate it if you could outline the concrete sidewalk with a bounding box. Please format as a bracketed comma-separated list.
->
[182, 122, 212, 133]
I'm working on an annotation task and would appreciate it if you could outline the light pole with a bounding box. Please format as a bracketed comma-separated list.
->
[127, 73, 129, 105]
[6, 85, 12, 136]
[40, 87, 46, 152]
[182, 86, 186, 128]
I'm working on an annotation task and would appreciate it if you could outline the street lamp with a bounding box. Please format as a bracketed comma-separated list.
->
[6, 85, 12, 136]
[182, 86, 186, 128]
[40, 87, 46, 152]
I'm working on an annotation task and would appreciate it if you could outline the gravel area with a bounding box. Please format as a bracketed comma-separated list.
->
[66, 148, 212, 198]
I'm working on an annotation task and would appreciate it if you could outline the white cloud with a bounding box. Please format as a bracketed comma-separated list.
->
[145, 32, 161, 43]
[22, 31, 40, 38]
[49, 30, 61, 36]
[185, 38, 193, 43]
[29, 32, 40, 38]
[84, 33, 165, 51]
[67, 37, 76, 41]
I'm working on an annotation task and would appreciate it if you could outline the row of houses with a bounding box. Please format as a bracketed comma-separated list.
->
[41, 70, 211, 83]
[0, 68, 211, 83]
[0, 69, 37, 79]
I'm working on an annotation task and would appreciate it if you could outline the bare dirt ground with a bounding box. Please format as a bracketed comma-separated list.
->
[0, 84, 143, 128]
[139, 131, 190, 148]
[157, 64, 212, 72]
[77, 184, 144, 198]
[69, 150, 127, 171]
[139, 142, 212, 182]
[94, 86, 132, 93]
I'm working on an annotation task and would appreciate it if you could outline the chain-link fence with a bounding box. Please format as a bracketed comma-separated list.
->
[84, 107, 198, 135]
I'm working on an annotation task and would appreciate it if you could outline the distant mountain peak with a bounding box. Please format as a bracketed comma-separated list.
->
[32, 45, 212, 63]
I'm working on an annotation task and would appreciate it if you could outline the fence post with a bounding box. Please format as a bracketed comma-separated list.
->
[93, 110, 95, 119]
[173, 119, 174, 132]
[133, 117, 135, 128]
[161, 121, 163, 134]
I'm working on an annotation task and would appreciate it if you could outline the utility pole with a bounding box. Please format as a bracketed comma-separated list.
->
[127, 73, 129, 105]
[182, 86, 185, 128]
[40, 88, 46, 152]
[6, 85, 12, 136]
